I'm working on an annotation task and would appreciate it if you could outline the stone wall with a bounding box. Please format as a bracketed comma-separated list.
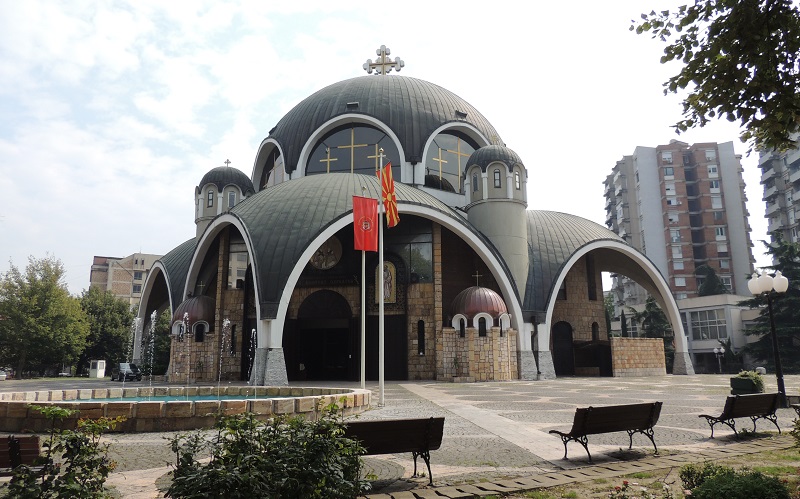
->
[436, 326, 518, 381]
[610, 337, 666, 376]
[550, 255, 607, 344]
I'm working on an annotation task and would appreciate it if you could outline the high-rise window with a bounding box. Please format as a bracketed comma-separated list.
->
[662, 151, 673, 164]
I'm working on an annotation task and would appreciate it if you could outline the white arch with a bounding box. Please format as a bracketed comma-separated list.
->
[451, 314, 468, 329]
[252, 138, 286, 191]
[472, 312, 494, 330]
[539, 239, 692, 374]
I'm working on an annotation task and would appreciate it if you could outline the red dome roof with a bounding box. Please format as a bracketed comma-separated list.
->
[172, 295, 215, 325]
[450, 286, 507, 319]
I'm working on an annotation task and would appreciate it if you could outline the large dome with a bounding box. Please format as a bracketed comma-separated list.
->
[267, 75, 502, 174]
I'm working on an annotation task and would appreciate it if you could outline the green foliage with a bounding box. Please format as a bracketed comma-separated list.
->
[739, 237, 800, 372]
[78, 286, 135, 375]
[790, 417, 800, 448]
[735, 370, 765, 392]
[696, 264, 728, 296]
[0, 255, 89, 377]
[680, 461, 731, 490]
[631, 1, 800, 153]
[166, 404, 370, 499]
[1, 405, 123, 498]
[690, 469, 790, 499]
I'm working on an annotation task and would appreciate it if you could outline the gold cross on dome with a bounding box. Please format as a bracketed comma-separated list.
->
[473, 271, 482, 286]
[320, 147, 338, 173]
[363, 45, 405, 76]
[224, 159, 231, 167]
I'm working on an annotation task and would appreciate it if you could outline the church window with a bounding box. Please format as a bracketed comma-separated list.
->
[424, 131, 477, 193]
[472, 173, 478, 192]
[592, 322, 599, 341]
[228, 191, 236, 209]
[194, 323, 206, 342]
[306, 124, 400, 179]
[514, 171, 521, 190]
[207, 190, 214, 207]
[478, 317, 487, 337]
[417, 320, 425, 355]
[493, 169, 501, 188]
[459, 319, 466, 338]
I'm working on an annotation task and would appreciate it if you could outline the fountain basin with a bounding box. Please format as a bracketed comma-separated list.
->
[0, 386, 371, 433]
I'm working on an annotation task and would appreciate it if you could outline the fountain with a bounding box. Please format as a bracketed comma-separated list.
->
[217, 319, 230, 398]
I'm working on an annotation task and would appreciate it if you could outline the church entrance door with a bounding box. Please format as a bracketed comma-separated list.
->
[287, 290, 356, 381]
[366, 315, 407, 380]
[552, 321, 575, 376]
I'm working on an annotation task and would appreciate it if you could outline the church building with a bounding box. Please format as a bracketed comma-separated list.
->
[135, 47, 694, 385]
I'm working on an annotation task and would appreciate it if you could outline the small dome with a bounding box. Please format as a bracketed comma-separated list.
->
[466, 145, 523, 172]
[451, 286, 507, 319]
[172, 295, 215, 325]
[198, 166, 255, 195]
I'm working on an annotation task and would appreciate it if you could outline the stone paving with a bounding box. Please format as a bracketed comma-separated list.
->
[1, 374, 799, 498]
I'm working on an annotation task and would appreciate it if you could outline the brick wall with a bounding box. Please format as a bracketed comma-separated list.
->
[610, 337, 666, 376]
[436, 326, 518, 381]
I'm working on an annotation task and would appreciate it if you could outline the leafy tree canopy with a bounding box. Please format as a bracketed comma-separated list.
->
[78, 286, 135, 375]
[632, 0, 800, 152]
[0, 255, 89, 377]
[696, 264, 729, 296]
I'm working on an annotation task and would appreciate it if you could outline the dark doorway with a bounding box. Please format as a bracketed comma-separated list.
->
[285, 290, 356, 381]
[366, 315, 408, 380]
[552, 321, 575, 376]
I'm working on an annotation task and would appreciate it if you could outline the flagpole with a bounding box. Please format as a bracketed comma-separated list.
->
[360, 188, 367, 390]
[378, 149, 385, 407]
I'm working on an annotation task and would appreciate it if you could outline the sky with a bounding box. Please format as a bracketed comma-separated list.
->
[0, 0, 773, 296]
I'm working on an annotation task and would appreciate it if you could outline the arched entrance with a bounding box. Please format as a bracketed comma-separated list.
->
[285, 290, 356, 381]
[552, 321, 575, 376]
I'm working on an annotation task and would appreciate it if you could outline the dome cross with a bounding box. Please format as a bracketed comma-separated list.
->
[473, 271, 482, 286]
[363, 45, 404, 76]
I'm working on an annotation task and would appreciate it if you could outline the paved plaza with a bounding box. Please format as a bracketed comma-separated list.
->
[1, 374, 799, 498]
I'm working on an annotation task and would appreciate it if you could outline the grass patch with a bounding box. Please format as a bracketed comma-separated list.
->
[626, 471, 655, 479]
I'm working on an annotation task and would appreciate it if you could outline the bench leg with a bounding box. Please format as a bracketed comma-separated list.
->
[751, 414, 781, 434]
[412, 450, 433, 486]
[701, 416, 737, 438]
[627, 428, 658, 455]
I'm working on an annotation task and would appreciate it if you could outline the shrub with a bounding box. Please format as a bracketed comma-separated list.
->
[790, 417, 800, 448]
[166, 403, 370, 499]
[679, 462, 730, 490]
[689, 469, 790, 499]
[1, 405, 123, 499]
[734, 370, 765, 392]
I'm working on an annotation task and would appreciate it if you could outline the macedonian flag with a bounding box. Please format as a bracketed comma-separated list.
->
[379, 162, 399, 227]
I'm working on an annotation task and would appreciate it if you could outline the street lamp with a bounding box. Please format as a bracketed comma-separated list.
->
[712, 346, 725, 374]
[747, 270, 790, 407]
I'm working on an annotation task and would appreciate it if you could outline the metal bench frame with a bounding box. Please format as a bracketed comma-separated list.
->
[699, 392, 781, 438]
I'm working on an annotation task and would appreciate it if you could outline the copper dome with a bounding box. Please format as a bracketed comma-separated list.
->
[172, 295, 215, 325]
[450, 286, 507, 319]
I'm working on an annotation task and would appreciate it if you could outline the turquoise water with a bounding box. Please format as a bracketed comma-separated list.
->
[94, 394, 288, 402]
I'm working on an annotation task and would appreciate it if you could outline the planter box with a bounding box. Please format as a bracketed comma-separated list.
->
[730, 377, 764, 395]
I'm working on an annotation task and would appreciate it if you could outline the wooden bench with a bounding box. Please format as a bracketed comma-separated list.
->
[343, 417, 444, 485]
[549, 402, 662, 463]
[0, 435, 42, 477]
[699, 392, 781, 438]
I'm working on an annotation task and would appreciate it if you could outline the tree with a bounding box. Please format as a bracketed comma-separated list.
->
[78, 286, 135, 375]
[629, 296, 675, 372]
[740, 236, 800, 372]
[0, 256, 89, 377]
[696, 264, 729, 296]
[632, 1, 800, 153]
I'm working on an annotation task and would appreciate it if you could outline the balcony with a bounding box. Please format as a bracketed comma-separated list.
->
[790, 167, 800, 184]
[761, 166, 778, 184]
[766, 201, 783, 216]
[762, 184, 778, 201]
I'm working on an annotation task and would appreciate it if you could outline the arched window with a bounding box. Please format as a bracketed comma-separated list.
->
[306, 124, 400, 177]
[478, 317, 487, 337]
[459, 318, 466, 338]
[592, 322, 600, 341]
[228, 191, 236, 209]
[493, 169, 501, 188]
[424, 131, 478, 193]
[194, 323, 206, 343]
[417, 320, 425, 355]
[472, 173, 479, 192]
[207, 190, 214, 207]
[514, 171, 521, 190]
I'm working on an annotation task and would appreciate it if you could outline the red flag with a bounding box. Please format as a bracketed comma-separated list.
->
[353, 196, 378, 251]
[378, 162, 399, 227]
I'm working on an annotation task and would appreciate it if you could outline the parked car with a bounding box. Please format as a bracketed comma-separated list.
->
[0, 370, 6, 381]
[110, 363, 142, 381]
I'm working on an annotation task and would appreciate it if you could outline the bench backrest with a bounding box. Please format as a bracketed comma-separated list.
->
[344, 417, 445, 455]
[570, 402, 662, 436]
[0, 435, 41, 468]
[721, 393, 780, 419]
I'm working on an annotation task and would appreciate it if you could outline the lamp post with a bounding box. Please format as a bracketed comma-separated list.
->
[747, 270, 790, 408]
[712, 346, 725, 374]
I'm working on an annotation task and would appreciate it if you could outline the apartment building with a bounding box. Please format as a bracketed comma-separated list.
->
[758, 137, 800, 244]
[604, 140, 755, 312]
[89, 253, 162, 310]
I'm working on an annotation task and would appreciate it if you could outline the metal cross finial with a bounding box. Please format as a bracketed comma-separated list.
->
[473, 271, 482, 286]
[224, 159, 231, 167]
[363, 45, 404, 76]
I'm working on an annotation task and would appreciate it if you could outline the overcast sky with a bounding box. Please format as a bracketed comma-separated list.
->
[0, 0, 772, 295]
